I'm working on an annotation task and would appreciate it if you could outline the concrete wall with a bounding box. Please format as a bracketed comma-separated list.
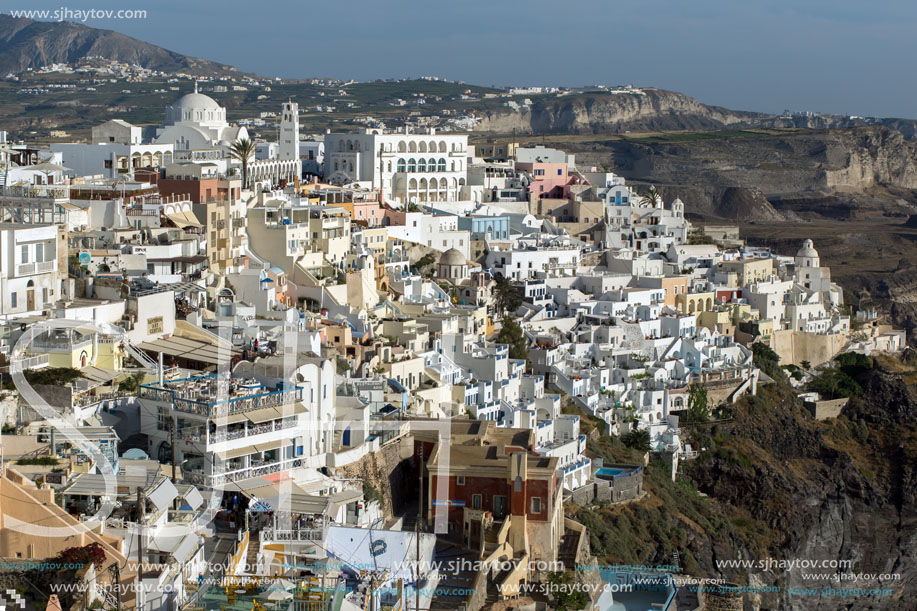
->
[805, 398, 848, 420]
[772, 329, 848, 367]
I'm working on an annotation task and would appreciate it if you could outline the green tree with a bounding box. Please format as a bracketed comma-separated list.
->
[685, 384, 709, 424]
[497, 316, 528, 361]
[621, 428, 651, 452]
[752, 342, 782, 380]
[229, 138, 256, 187]
[493, 274, 522, 316]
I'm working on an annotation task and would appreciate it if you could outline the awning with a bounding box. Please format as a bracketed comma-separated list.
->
[246, 403, 306, 423]
[221, 446, 257, 459]
[255, 440, 287, 453]
[137, 335, 240, 367]
[212, 412, 250, 426]
[80, 366, 120, 385]
[146, 478, 178, 512]
[183, 486, 204, 510]
[245, 407, 283, 423]
[165, 210, 202, 228]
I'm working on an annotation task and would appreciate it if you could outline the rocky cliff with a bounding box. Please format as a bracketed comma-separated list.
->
[473, 89, 770, 134]
[580, 361, 917, 610]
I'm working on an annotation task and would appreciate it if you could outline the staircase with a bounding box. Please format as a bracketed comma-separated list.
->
[244, 531, 260, 574]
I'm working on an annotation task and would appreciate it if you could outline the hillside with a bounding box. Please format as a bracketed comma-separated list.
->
[0, 15, 240, 76]
[579, 354, 917, 610]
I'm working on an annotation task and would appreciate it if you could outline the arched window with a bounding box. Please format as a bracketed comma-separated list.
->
[408, 141, 417, 153]
[428, 158, 437, 171]
[429, 141, 436, 153]
[439, 178, 447, 190]
[439, 141, 447, 152]
[347, 140, 354, 151]
[397, 159, 406, 173]
[407, 158, 416, 172]
[438, 158, 446, 171]
[339, 141, 345, 152]
[398, 141, 406, 153]
[418, 141, 427, 153]
[418, 158, 426, 172]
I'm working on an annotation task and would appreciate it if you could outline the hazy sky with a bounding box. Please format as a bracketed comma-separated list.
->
[12, 0, 917, 118]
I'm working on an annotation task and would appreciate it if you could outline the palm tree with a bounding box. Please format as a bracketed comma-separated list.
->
[643, 185, 661, 207]
[229, 138, 256, 187]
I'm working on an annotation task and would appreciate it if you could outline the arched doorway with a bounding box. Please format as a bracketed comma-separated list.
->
[26, 279, 35, 311]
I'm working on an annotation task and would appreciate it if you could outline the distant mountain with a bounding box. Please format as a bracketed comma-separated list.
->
[0, 15, 241, 76]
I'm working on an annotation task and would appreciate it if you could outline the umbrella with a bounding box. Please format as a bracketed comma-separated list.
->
[259, 588, 293, 602]
[272, 578, 296, 590]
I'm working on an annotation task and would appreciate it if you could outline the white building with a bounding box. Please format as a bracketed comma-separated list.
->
[323, 129, 469, 204]
[0, 223, 59, 317]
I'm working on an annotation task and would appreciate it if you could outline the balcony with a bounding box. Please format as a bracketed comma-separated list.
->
[205, 456, 304, 486]
[260, 526, 326, 543]
[208, 418, 297, 443]
[140, 378, 304, 419]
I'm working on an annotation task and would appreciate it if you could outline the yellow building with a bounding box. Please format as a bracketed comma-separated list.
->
[33, 329, 126, 370]
[719, 258, 774, 287]
[676, 291, 716, 315]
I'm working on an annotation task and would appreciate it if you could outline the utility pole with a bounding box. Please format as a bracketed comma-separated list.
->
[169, 417, 177, 484]
[136, 486, 145, 609]
[415, 451, 424, 611]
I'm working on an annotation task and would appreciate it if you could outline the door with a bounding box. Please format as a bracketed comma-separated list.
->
[26, 290, 34, 311]
[493, 495, 507, 520]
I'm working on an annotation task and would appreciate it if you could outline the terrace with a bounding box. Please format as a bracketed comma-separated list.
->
[139, 374, 303, 418]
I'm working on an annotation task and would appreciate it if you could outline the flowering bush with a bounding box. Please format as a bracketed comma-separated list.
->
[56, 542, 107, 569]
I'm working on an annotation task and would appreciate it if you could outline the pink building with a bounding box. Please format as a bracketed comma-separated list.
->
[516, 161, 585, 200]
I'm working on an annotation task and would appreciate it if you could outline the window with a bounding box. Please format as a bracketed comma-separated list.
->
[531, 496, 542, 514]
[104, 160, 113, 169]
[557, 168, 563, 175]
[11, 293, 17, 308]
[20, 245, 28, 264]
[472, 494, 481, 509]
[457, 476, 465, 486]
[35, 244, 43, 262]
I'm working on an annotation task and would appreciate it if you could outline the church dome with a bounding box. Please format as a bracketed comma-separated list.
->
[164, 86, 227, 128]
[439, 248, 466, 266]
[169, 92, 221, 113]
[796, 239, 819, 259]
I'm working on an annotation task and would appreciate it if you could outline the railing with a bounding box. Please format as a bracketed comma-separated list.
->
[0, 353, 49, 373]
[141, 383, 303, 418]
[0, 184, 70, 200]
[16, 263, 35, 275]
[260, 527, 325, 542]
[207, 457, 304, 486]
[31, 337, 93, 352]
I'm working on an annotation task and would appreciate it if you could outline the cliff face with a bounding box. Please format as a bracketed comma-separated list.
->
[472, 89, 917, 139]
[685, 367, 917, 610]
[473, 89, 769, 134]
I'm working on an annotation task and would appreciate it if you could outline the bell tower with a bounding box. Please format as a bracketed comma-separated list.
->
[279, 100, 299, 161]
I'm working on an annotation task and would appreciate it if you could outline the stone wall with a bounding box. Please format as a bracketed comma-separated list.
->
[804, 398, 848, 420]
[567, 466, 644, 505]
[333, 436, 413, 524]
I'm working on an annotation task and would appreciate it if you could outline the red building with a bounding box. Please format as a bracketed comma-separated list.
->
[414, 421, 563, 564]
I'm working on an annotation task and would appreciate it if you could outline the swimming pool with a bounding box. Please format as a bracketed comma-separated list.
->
[595, 467, 626, 478]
